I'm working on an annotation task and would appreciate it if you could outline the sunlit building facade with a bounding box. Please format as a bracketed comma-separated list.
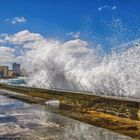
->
[0, 66, 9, 78]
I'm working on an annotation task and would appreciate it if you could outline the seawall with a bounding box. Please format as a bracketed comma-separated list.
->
[0, 83, 140, 139]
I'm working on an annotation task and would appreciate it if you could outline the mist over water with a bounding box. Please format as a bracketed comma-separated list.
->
[25, 38, 140, 97]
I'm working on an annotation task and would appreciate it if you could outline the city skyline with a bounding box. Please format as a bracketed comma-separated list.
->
[0, 63, 21, 78]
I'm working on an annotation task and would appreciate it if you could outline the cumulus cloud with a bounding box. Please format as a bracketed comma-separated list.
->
[0, 30, 45, 67]
[6, 16, 27, 24]
[97, 5, 117, 11]
[0, 30, 88, 70]
[0, 46, 16, 65]
[63, 39, 88, 48]
[66, 32, 80, 39]
[0, 30, 43, 45]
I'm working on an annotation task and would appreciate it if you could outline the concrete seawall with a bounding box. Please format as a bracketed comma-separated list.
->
[0, 83, 140, 139]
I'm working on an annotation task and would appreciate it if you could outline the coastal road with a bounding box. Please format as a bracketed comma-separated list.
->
[0, 90, 133, 140]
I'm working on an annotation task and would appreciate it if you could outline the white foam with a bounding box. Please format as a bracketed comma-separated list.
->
[45, 100, 60, 106]
[23, 39, 140, 97]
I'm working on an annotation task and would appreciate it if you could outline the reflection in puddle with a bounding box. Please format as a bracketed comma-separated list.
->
[0, 92, 133, 140]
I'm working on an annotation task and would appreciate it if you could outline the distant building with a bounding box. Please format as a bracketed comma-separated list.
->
[8, 70, 14, 78]
[0, 66, 9, 78]
[12, 63, 21, 76]
[0, 71, 4, 78]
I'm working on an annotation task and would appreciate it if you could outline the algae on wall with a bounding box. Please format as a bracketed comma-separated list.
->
[1, 83, 140, 139]
[0, 83, 140, 120]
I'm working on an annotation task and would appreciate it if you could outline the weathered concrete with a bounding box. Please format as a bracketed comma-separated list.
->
[0, 83, 140, 139]
[0, 84, 140, 120]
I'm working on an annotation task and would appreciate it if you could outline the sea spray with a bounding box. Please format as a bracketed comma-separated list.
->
[25, 39, 140, 97]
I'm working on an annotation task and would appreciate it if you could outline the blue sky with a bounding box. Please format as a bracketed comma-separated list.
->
[0, 0, 140, 50]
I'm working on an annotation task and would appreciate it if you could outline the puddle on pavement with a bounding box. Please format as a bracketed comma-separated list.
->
[0, 91, 133, 140]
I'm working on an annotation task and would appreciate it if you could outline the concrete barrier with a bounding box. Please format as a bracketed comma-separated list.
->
[0, 83, 140, 139]
[0, 83, 140, 120]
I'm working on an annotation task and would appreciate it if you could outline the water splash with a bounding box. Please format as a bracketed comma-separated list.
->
[25, 39, 140, 97]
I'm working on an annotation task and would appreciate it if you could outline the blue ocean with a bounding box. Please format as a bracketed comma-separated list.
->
[0, 77, 27, 85]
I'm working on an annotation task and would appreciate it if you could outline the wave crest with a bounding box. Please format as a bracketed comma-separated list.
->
[26, 39, 140, 97]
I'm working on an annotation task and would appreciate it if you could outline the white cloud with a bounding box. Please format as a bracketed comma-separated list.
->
[0, 30, 89, 71]
[97, 5, 117, 11]
[0, 46, 16, 65]
[66, 32, 80, 39]
[98, 7, 102, 11]
[0, 30, 45, 66]
[98, 5, 108, 11]
[112, 6, 117, 10]
[0, 46, 14, 54]
[63, 39, 88, 48]
[6, 16, 27, 24]
[0, 30, 43, 45]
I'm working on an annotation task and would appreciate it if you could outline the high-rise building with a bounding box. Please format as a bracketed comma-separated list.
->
[12, 63, 21, 76]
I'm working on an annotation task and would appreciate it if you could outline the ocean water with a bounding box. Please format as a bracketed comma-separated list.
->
[24, 39, 140, 97]
[0, 77, 27, 86]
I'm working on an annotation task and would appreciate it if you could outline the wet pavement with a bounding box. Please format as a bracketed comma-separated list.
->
[0, 90, 133, 140]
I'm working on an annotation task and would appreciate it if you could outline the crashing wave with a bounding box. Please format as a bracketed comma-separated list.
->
[25, 39, 140, 97]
